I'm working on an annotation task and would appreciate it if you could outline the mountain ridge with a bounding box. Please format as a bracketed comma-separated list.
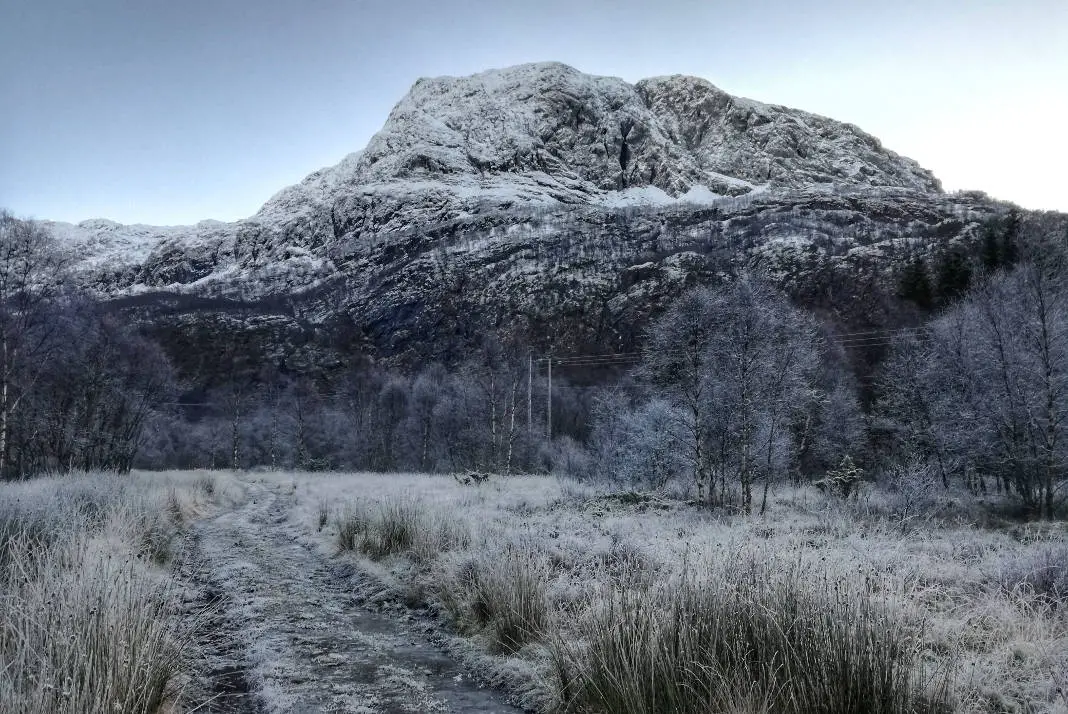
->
[33, 62, 1032, 372]
[48, 62, 941, 295]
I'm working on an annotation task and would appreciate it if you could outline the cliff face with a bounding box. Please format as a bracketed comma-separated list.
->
[45, 63, 1007, 370]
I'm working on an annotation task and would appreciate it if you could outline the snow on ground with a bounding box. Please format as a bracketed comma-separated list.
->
[45, 219, 187, 268]
[595, 185, 678, 208]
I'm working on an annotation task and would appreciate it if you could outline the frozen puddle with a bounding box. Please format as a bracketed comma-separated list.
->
[183, 482, 524, 713]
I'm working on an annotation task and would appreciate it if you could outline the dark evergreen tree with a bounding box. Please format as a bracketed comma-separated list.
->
[980, 223, 1001, 273]
[898, 257, 933, 310]
[935, 249, 972, 304]
[1001, 209, 1020, 268]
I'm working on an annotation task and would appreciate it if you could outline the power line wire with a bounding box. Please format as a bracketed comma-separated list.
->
[534, 326, 928, 364]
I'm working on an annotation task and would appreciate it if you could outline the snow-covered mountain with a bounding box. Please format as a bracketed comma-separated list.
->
[45, 62, 1015, 366]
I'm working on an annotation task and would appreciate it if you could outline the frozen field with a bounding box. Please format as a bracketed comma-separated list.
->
[2, 470, 1066, 713]
[269, 471, 1068, 714]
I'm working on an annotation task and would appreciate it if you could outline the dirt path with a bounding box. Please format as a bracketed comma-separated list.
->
[181, 481, 525, 713]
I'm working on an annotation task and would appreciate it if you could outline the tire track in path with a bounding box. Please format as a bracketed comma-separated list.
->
[187, 480, 525, 713]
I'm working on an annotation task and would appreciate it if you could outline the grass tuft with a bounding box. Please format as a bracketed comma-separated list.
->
[195, 474, 216, 497]
[997, 542, 1068, 606]
[316, 499, 330, 532]
[362, 499, 419, 559]
[439, 546, 550, 653]
[553, 557, 948, 714]
[336, 498, 469, 562]
[335, 507, 368, 552]
[137, 509, 181, 566]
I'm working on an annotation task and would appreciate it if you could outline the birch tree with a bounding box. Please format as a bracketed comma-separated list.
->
[880, 263, 1068, 518]
[644, 277, 822, 512]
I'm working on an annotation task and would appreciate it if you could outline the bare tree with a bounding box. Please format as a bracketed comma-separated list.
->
[880, 262, 1068, 518]
[644, 276, 822, 512]
[642, 288, 719, 501]
[0, 213, 68, 478]
[589, 390, 687, 491]
[406, 365, 446, 471]
[7, 298, 173, 475]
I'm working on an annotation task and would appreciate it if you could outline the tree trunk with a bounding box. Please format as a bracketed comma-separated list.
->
[0, 338, 8, 480]
[0, 369, 7, 480]
[268, 390, 278, 470]
[489, 372, 498, 469]
[505, 377, 517, 475]
[689, 402, 706, 504]
[231, 387, 243, 471]
[296, 399, 307, 470]
[739, 405, 753, 514]
[421, 422, 430, 471]
[231, 414, 240, 471]
[1035, 274, 1059, 520]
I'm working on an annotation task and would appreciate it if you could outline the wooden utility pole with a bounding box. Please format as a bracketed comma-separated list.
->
[546, 356, 552, 440]
[527, 353, 533, 434]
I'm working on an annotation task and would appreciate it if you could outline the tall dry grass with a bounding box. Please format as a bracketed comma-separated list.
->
[438, 546, 551, 653]
[0, 471, 232, 714]
[326, 490, 943, 711]
[552, 557, 948, 714]
[273, 471, 1068, 713]
[335, 496, 470, 562]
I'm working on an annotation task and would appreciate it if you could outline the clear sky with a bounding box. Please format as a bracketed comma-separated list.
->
[2, 0, 1065, 225]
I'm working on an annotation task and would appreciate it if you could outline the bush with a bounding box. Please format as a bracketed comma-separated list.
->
[336, 498, 469, 561]
[438, 546, 550, 653]
[553, 557, 946, 714]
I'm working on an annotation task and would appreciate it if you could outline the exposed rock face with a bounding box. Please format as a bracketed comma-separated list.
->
[356, 63, 939, 194]
[635, 75, 939, 191]
[44, 63, 1010, 370]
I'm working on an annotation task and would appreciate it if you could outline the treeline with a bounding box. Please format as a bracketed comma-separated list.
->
[3, 209, 1067, 518]
[879, 258, 1068, 519]
[897, 209, 1022, 310]
[137, 344, 583, 475]
[581, 277, 863, 514]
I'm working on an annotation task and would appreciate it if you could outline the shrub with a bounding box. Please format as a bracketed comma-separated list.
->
[438, 546, 550, 653]
[553, 557, 947, 714]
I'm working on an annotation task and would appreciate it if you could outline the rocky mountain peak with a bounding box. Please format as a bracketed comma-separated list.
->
[346, 62, 940, 198]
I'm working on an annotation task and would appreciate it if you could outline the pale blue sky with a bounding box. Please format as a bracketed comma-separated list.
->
[2, 0, 1065, 225]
